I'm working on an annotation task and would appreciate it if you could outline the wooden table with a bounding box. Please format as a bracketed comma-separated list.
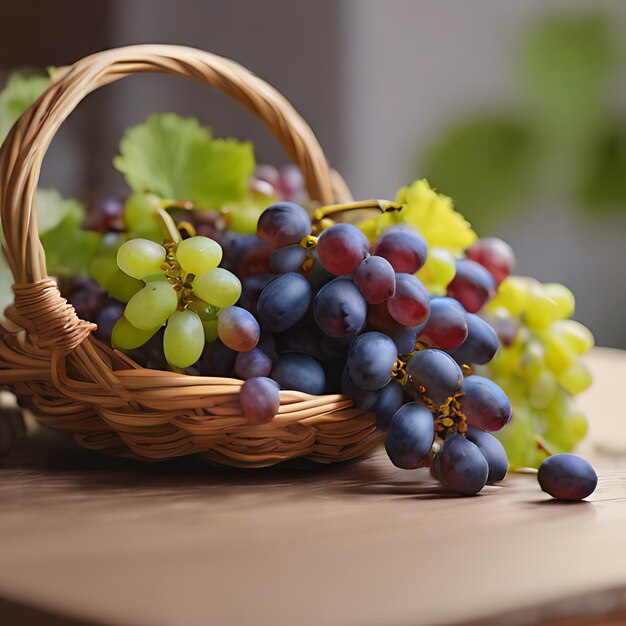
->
[0, 348, 624, 626]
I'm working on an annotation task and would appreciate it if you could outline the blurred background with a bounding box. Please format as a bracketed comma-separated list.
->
[2, 0, 625, 347]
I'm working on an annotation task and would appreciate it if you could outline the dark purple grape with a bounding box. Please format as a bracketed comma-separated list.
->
[347, 331, 398, 391]
[67, 278, 108, 322]
[220, 233, 271, 278]
[385, 402, 434, 469]
[257, 202, 311, 249]
[372, 382, 405, 430]
[271, 353, 326, 395]
[419, 297, 468, 350]
[341, 368, 380, 411]
[276, 326, 327, 362]
[235, 348, 272, 380]
[353, 255, 396, 304]
[316, 223, 370, 275]
[257, 273, 312, 332]
[388, 325, 424, 354]
[85, 196, 124, 232]
[405, 349, 463, 406]
[466, 237, 515, 286]
[94, 300, 125, 343]
[466, 426, 508, 483]
[367, 302, 397, 332]
[447, 259, 496, 313]
[314, 278, 367, 338]
[217, 306, 260, 352]
[387, 273, 430, 327]
[373, 226, 428, 274]
[237, 273, 274, 315]
[435, 433, 489, 495]
[308, 252, 335, 290]
[538, 454, 597, 500]
[269, 245, 307, 274]
[460, 375, 511, 431]
[449, 313, 500, 365]
[201, 341, 237, 377]
[240, 377, 280, 424]
[258, 333, 279, 364]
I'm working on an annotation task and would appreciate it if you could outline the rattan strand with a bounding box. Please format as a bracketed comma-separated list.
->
[0, 45, 381, 467]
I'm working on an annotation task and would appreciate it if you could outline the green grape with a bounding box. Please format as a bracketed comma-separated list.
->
[224, 203, 264, 234]
[89, 232, 126, 288]
[541, 331, 575, 374]
[488, 276, 529, 317]
[175, 236, 223, 276]
[524, 286, 559, 330]
[558, 361, 592, 395]
[124, 192, 163, 241]
[107, 269, 143, 303]
[111, 316, 158, 350]
[553, 320, 594, 355]
[528, 369, 558, 409]
[541, 399, 588, 452]
[519, 339, 545, 381]
[202, 318, 219, 343]
[193, 268, 242, 308]
[124, 281, 178, 330]
[494, 399, 535, 469]
[163, 310, 205, 368]
[187, 299, 219, 321]
[543, 283, 575, 319]
[117, 238, 166, 280]
[416, 246, 456, 295]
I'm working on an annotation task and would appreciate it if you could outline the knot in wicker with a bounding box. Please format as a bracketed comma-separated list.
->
[0, 45, 381, 467]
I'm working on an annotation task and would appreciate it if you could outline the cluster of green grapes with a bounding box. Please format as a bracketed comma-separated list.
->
[482, 277, 594, 468]
[109, 234, 241, 369]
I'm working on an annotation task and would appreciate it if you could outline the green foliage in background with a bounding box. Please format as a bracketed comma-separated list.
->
[421, 13, 625, 230]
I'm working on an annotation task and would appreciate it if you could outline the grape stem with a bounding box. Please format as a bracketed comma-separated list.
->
[156, 208, 181, 244]
[312, 199, 404, 223]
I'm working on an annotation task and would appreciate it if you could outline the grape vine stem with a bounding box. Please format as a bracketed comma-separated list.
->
[312, 199, 404, 223]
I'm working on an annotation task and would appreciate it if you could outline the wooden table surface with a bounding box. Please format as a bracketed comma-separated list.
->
[0, 348, 625, 626]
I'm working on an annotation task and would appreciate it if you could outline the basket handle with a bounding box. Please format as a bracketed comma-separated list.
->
[0, 44, 337, 286]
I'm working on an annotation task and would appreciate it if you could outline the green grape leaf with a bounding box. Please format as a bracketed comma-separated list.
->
[580, 123, 626, 211]
[0, 72, 50, 144]
[40, 211, 101, 278]
[36, 188, 84, 234]
[113, 113, 255, 209]
[421, 117, 533, 231]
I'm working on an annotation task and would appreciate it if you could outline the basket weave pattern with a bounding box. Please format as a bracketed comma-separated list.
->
[0, 45, 380, 467]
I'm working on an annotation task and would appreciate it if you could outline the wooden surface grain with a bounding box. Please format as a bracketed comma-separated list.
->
[0, 348, 624, 626]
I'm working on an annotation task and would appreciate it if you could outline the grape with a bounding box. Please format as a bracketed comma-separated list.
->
[257, 202, 311, 248]
[67, 278, 107, 321]
[466, 237, 515, 286]
[124, 281, 178, 330]
[341, 368, 380, 411]
[314, 278, 367, 338]
[271, 353, 326, 395]
[435, 433, 489, 495]
[367, 302, 397, 332]
[316, 223, 370, 275]
[543, 283, 575, 319]
[373, 226, 427, 274]
[107, 269, 144, 303]
[85, 195, 125, 232]
[388, 325, 423, 354]
[163, 310, 204, 368]
[217, 306, 260, 352]
[258, 333, 279, 364]
[89, 232, 126, 289]
[525, 286, 560, 330]
[269, 245, 307, 274]
[537, 454, 597, 500]
[385, 402, 434, 469]
[276, 164, 307, 202]
[347, 331, 397, 391]
[353, 255, 396, 304]
[465, 427, 508, 483]
[447, 259, 496, 313]
[276, 326, 328, 362]
[558, 362, 592, 395]
[256, 273, 312, 332]
[123, 192, 163, 241]
[240, 377, 280, 424]
[372, 381, 405, 430]
[387, 273, 430, 327]
[221, 233, 272, 278]
[419, 297, 468, 350]
[528, 369, 558, 409]
[235, 348, 272, 379]
[117, 238, 166, 280]
[94, 300, 125, 343]
[194, 268, 242, 308]
[449, 313, 500, 365]
[460, 375, 511, 431]
[552, 320, 594, 355]
[254, 164, 281, 187]
[405, 349, 463, 406]
[417, 247, 457, 295]
[175, 236, 222, 276]
[201, 341, 237, 377]
[202, 319, 219, 343]
[237, 273, 274, 315]
[308, 251, 335, 290]
[112, 316, 159, 350]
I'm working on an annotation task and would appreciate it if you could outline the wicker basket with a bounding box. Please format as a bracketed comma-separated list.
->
[0, 44, 381, 468]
